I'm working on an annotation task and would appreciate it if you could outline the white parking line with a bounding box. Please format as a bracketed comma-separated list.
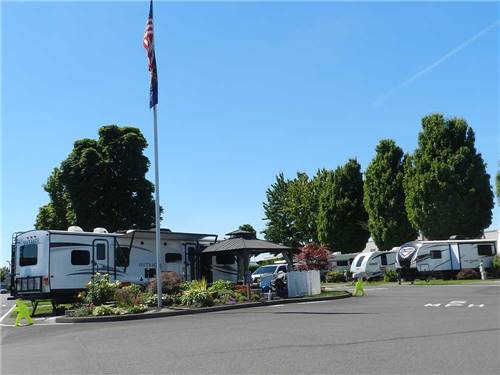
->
[0, 305, 16, 323]
[269, 304, 285, 307]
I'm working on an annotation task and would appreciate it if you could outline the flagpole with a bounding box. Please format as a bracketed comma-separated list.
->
[153, 104, 162, 310]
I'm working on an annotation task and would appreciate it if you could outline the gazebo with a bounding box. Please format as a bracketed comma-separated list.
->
[202, 229, 292, 284]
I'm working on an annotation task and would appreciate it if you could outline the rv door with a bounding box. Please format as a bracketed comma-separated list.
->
[93, 240, 111, 279]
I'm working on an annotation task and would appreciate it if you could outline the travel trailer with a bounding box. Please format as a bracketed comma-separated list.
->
[209, 254, 238, 282]
[329, 252, 360, 273]
[395, 238, 497, 281]
[350, 249, 398, 280]
[11, 227, 218, 302]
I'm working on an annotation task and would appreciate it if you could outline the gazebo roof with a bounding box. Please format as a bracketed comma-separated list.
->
[202, 237, 290, 254]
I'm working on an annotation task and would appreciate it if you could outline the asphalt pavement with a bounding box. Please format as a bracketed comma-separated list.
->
[1, 283, 499, 375]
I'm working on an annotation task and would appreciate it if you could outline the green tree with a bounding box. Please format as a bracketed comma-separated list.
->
[404, 114, 493, 239]
[35, 168, 75, 230]
[286, 172, 318, 244]
[263, 172, 317, 248]
[317, 159, 369, 252]
[0, 266, 9, 283]
[263, 173, 294, 246]
[364, 140, 417, 249]
[238, 224, 256, 234]
[35, 125, 157, 232]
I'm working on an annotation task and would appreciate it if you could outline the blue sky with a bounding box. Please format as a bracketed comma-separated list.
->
[1, 1, 499, 264]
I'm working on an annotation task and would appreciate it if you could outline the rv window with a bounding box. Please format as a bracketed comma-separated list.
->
[477, 244, 493, 256]
[215, 255, 235, 265]
[355, 256, 365, 267]
[20, 244, 38, 266]
[380, 254, 388, 266]
[430, 250, 442, 259]
[96, 243, 106, 260]
[116, 247, 130, 267]
[337, 260, 348, 266]
[145, 268, 156, 278]
[165, 253, 182, 263]
[71, 250, 90, 265]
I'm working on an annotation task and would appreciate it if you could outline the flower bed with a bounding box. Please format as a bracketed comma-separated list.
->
[67, 273, 264, 317]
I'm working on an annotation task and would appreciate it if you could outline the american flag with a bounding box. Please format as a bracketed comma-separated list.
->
[144, 0, 158, 108]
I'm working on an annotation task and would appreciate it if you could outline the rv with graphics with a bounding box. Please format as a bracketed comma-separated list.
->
[350, 249, 398, 280]
[395, 239, 497, 281]
[10, 226, 237, 302]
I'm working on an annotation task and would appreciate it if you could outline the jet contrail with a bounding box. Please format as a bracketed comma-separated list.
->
[372, 20, 499, 108]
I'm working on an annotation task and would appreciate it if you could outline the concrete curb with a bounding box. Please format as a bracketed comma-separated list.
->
[55, 292, 352, 323]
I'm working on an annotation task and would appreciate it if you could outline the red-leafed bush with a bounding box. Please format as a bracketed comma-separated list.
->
[456, 269, 480, 280]
[295, 243, 331, 271]
[148, 271, 183, 294]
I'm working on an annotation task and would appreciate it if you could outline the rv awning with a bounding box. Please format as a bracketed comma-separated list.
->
[120, 229, 217, 243]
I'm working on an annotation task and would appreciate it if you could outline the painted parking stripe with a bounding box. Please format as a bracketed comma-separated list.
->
[298, 300, 330, 305]
[269, 304, 285, 307]
[0, 305, 16, 323]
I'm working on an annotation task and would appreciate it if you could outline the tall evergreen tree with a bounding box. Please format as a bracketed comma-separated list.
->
[35, 125, 157, 232]
[364, 140, 417, 250]
[317, 159, 369, 253]
[286, 172, 317, 244]
[404, 114, 493, 239]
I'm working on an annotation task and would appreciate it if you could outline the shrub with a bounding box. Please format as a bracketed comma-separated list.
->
[92, 305, 115, 316]
[147, 271, 183, 294]
[384, 269, 398, 282]
[69, 306, 92, 317]
[112, 307, 128, 315]
[325, 271, 345, 283]
[493, 255, 500, 271]
[209, 280, 234, 292]
[295, 243, 331, 271]
[84, 273, 121, 306]
[234, 284, 248, 295]
[180, 290, 214, 307]
[180, 278, 214, 307]
[144, 293, 181, 307]
[127, 305, 148, 314]
[91, 305, 129, 316]
[456, 269, 480, 280]
[114, 285, 143, 307]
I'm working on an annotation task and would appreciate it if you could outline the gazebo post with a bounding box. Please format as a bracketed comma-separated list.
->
[281, 250, 294, 269]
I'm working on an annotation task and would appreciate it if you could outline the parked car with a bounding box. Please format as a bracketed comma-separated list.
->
[251, 264, 288, 284]
[0, 289, 9, 294]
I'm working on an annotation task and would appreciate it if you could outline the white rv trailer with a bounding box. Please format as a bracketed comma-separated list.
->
[350, 249, 398, 280]
[329, 252, 360, 273]
[210, 253, 239, 282]
[395, 239, 497, 281]
[11, 227, 218, 302]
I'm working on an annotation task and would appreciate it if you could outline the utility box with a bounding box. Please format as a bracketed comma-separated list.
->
[287, 270, 321, 297]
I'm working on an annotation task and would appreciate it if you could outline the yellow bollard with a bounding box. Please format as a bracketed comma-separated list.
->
[15, 299, 34, 327]
[352, 278, 365, 297]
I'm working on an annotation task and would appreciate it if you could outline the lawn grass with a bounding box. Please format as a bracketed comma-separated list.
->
[312, 290, 350, 298]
